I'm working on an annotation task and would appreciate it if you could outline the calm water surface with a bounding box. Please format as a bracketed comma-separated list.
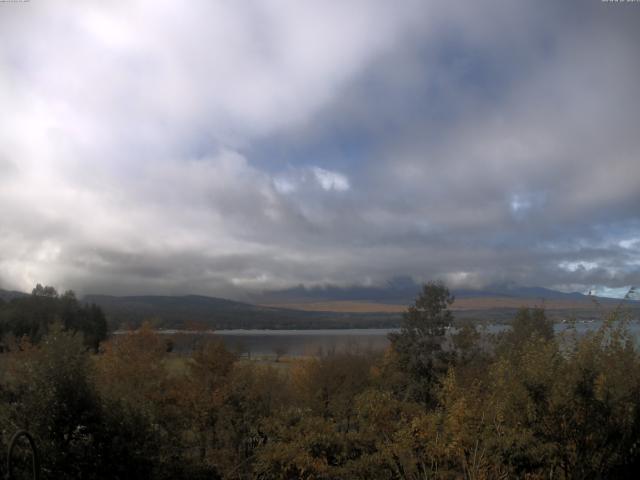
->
[155, 320, 640, 356]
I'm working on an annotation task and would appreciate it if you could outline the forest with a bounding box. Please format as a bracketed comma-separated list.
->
[0, 283, 639, 479]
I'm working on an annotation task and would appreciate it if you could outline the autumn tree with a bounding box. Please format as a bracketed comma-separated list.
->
[94, 323, 178, 478]
[3, 324, 103, 479]
[178, 339, 236, 469]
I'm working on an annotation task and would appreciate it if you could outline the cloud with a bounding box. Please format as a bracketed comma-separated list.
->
[312, 167, 350, 192]
[620, 238, 640, 250]
[0, 0, 639, 297]
[274, 166, 350, 194]
[509, 192, 547, 220]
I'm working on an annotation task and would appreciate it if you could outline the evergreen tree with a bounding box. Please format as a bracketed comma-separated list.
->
[388, 281, 454, 406]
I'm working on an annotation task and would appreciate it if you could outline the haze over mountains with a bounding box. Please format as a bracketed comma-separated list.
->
[0, 289, 28, 302]
[250, 278, 593, 305]
[3, 280, 636, 331]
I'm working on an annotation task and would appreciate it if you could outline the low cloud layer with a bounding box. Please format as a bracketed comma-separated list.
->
[1, 0, 639, 297]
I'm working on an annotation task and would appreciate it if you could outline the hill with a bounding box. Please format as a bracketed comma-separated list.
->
[83, 294, 400, 330]
[0, 288, 29, 302]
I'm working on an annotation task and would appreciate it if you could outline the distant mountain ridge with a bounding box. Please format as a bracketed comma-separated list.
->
[454, 286, 588, 301]
[0, 289, 29, 302]
[251, 281, 597, 305]
[3, 284, 635, 330]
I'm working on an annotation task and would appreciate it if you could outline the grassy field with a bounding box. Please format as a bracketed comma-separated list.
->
[261, 296, 616, 313]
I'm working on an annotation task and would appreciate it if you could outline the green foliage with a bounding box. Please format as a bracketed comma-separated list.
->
[388, 282, 455, 406]
[501, 306, 554, 351]
[0, 284, 108, 350]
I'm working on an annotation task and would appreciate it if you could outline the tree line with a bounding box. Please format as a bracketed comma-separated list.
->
[0, 282, 638, 478]
[0, 284, 107, 351]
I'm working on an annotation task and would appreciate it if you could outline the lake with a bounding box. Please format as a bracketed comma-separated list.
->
[153, 319, 640, 356]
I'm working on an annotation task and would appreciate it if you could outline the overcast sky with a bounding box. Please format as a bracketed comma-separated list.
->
[1, 0, 639, 298]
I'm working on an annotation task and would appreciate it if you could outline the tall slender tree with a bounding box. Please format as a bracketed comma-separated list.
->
[388, 281, 454, 406]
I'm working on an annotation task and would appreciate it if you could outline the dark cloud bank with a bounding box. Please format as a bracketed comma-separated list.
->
[0, 0, 639, 298]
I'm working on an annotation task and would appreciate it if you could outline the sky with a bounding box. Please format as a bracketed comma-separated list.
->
[1, 0, 639, 298]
